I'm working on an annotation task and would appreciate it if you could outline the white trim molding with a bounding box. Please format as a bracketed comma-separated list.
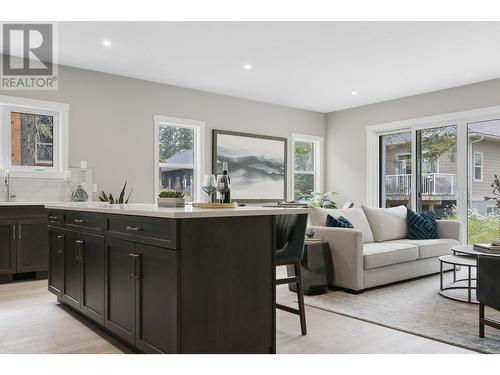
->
[153, 115, 206, 202]
[290, 133, 324, 201]
[0, 95, 69, 179]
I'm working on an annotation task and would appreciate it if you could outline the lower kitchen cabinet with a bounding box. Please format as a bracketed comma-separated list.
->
[48, 227, 65, 295]
[0, 207, 48, 280]
[135, 243, 178, 353]
[50, 226, 105, 325]
[104, 238, 178, 353]
[0, 220, 16, 275]
[16, 219, 50, 273]
[104, 237, 136, 344]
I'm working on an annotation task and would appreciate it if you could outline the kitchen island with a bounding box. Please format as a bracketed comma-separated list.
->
[45, 203, 309, 354]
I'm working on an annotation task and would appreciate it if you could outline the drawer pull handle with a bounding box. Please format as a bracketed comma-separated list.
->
[57, 235, 64, 255]
[73, 219, 86, 224]
[126, 226, 144, 232]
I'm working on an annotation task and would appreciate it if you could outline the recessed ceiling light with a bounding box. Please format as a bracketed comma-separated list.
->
[102, 40, 112, 47]
[351, 90, 358, 96]
[243, 64, 252, 70]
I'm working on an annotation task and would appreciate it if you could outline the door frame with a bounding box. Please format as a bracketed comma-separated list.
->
[367, 104, 500, 244]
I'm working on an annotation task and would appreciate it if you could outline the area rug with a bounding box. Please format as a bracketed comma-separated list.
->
[304, 271, 500, 353]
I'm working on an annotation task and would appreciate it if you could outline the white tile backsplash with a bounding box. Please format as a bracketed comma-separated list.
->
[0, 168, 93, 203]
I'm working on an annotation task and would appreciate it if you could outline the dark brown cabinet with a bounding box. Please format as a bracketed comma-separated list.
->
[49, 225, 105, 325]
[48, 227, 64, 295]
[16, 219, 49, 273]
[48, 209, 276, 354]
[104, 237, 136, 344]
[0, 220, 16, 275]
[135, 243, 178, 353]
[104, 238, 178, 352]
[0, 207, 48, 281]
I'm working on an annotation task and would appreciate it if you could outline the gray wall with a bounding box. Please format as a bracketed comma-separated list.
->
[326, 78, 500, 206]
[0, 65, 325, 202]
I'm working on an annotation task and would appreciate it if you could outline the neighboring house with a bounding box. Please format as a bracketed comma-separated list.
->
[469, 121, 500, 216]
[384, 121, 500, 217]
[160, 149, 193, 197]
[384, 134, 457, 216]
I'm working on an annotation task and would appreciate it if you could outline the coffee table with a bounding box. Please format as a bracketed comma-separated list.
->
[438, 245, 500, 304]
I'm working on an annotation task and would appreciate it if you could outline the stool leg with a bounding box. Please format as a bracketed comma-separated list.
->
[479, 303, 485, 338]
[294, 262, 307, 335]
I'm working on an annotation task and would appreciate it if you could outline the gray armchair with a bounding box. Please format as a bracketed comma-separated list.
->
[477, 255, 500, 338]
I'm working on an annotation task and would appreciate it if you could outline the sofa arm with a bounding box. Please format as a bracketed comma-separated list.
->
[437, 220, 461, 242]
[308, 225, 364, 291]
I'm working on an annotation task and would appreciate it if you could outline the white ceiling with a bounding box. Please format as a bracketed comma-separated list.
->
[58, 22, 500, 113]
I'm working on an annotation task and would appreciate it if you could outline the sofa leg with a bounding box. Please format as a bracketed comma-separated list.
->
[345, 289, 363, 295]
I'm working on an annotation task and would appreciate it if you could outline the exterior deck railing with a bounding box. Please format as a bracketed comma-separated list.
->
[385, 173, 456, 196]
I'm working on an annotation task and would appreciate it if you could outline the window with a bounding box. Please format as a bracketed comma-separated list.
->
[0, 95, 69, 178]
[292, 134, 323, 202]
[154, 115, 205, 202]
[473, 151, 483, 181]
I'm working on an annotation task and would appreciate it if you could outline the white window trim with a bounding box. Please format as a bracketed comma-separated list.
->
[366, 103, 500, 244]
[290, 133, 324, 201]
[473, 151, 483, 182]
[0, 95, 69, 179]
[153, 115, 205, 202]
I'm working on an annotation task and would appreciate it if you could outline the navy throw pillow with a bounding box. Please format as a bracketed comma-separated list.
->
[326, 214, 354, 229]
[407, 209, 437, 239]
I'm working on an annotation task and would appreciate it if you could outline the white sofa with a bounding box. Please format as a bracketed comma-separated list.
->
[308, 206, 462, 292]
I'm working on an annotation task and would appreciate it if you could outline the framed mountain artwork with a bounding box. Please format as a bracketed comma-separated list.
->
[212, 130, 287, 202]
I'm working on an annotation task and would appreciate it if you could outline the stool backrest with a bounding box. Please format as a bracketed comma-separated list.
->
[477, 255, 500, 311]
[275, 214, 308, 263]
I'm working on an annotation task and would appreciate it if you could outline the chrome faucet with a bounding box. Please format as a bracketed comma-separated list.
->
[3, 169, 15, 202]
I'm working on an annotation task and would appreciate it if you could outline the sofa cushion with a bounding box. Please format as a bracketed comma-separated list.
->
[407, 209, 437, 239]
[362, 205, 408, 242]
[310, 207, 374, 243]
[363, 242, 418, 270]
[386, 238, 458, 259]
[326, 214, 353, 228]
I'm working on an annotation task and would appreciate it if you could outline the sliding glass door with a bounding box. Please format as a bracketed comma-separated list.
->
[416, 125, 457, 218]
[467, 119, 500, 243]
[380, 131, 412, 208]
[379, 125, 457, 219]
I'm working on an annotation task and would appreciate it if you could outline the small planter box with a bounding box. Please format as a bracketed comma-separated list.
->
[157, 197, 186, 207]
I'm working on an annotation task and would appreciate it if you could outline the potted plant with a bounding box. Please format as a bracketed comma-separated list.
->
[99, 181, 133, 204]
[309, 191, 338, 209]
[158, 189, 186, 207]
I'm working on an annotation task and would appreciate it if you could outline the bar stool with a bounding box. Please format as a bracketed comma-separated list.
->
[477, 254, 500, 338]
[275, 213, 308, 335]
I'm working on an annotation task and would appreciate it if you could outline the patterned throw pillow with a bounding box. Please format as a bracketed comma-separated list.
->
[326, 214, 354, 229]
[407, 209, 437, 239]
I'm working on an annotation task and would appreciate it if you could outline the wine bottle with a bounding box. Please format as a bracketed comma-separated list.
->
[221, 162, 231, 203]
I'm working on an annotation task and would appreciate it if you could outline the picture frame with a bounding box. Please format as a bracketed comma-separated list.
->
[212, 129, 287, 203]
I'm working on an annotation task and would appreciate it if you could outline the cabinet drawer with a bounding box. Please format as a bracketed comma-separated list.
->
[64, 212, 104, 232]
[106, 215, 177, 249]
[48, 211, 63, 225]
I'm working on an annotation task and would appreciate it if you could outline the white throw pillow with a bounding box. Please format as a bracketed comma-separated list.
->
[362, 205, 408, 242]
[309, 206, 374, 243]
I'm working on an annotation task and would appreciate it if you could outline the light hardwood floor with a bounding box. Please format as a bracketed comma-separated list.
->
[0, 278, 473, 354]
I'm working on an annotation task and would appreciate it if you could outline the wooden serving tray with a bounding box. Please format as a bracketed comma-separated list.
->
[192, 202, 238, 209]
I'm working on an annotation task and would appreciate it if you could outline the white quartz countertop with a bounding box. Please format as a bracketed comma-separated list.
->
[43, 202, 310, 219]
[0, 201, 51, 206]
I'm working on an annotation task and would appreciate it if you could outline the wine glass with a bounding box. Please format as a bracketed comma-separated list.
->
[202, 174, 217, 202]
[216, 174, 230, 203]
